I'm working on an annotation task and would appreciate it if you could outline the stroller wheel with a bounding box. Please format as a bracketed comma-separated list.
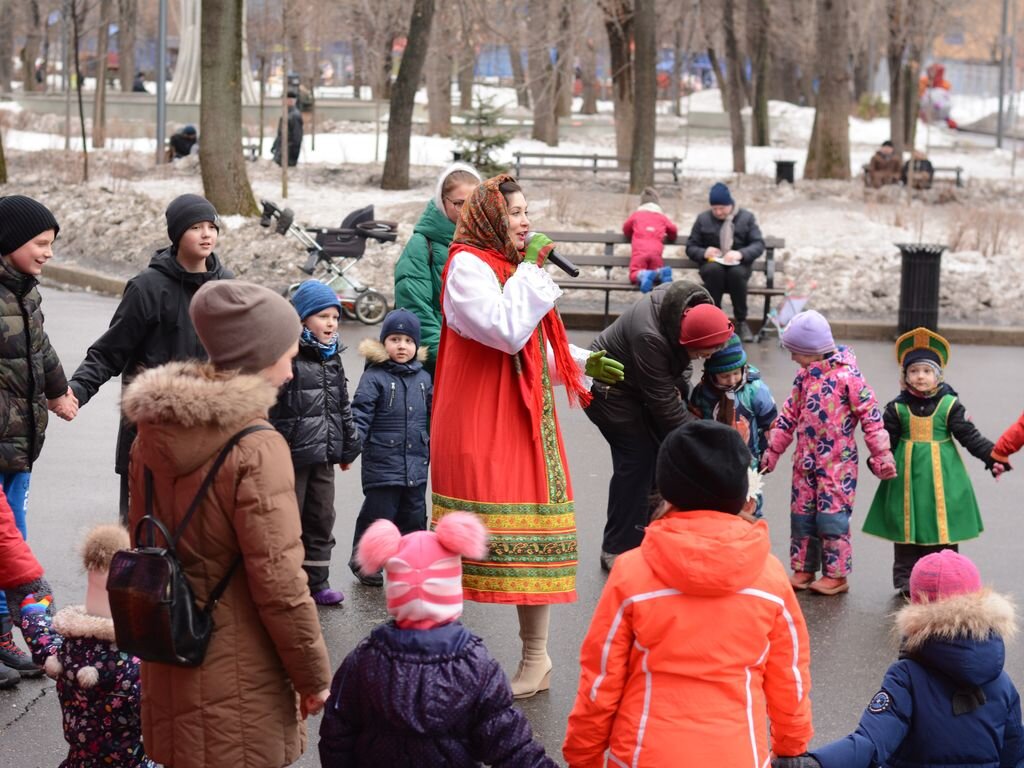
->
[354, 291, 388, 325]
[341, 302, 358, 321]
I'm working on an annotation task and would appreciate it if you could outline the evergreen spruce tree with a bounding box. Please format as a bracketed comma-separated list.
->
[453, 97, 513, 176]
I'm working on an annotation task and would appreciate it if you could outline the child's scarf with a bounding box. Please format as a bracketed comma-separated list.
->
[301, 327, 339, 359]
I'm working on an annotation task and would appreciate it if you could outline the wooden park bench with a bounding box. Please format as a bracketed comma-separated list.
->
[512, 151, 683, 183]
[544, 230, 785, 337]
[932, 165, 964, 187]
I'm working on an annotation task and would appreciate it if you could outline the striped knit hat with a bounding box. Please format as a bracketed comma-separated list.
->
[705, 334, 747, 374]
[356, 512, 488, 630]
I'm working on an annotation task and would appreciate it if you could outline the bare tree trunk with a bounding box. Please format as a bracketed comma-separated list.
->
[0, 127, 6, 182]
[352, 36, 365, 98]
[902, 45, 921, 149]
[457, 49, 475, 111]
[117, 0, 137, 91]
[0, 0, 12, 91]
[426, 1, 452, 135]
[555, 0, 574, 118]
[200, 0, 258, 215]
[749, 0, 770, 145]
[285, 0, 312, 85]
[723, 0, 746, 172]
[382, 0, 435, 190]
[671, 22, 683, 117]
[887, 0, 906, 158]
[630, 0, 656, 192]
[379, 33, 395, 101]
[20, 1, 42, 92]
[707, 48, 729, 111]
[527, 0, 558, 145]
[72, 0, 89, 181]
[804, 0, 850, 179]
[604, 0, 634, 165]
[93, 0, 112, 149]
[579, 34, 598, 114]
[509, 28, 530, 109]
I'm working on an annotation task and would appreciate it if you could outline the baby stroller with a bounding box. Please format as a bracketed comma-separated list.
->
[260, 200, 398, 325]
[759, 282, 814, 345]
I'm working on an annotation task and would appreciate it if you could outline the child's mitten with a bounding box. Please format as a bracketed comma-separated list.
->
[4, 577, 54, 624]
[868, 451, 897, 480]
[760, 448, 780, 474]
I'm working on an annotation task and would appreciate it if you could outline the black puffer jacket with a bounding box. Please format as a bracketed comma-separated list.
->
[0, 259, 68, 471]
[685, 208, 765, 266]
[351, 340, 432, 490]
[269, 338, 361, 467]
[589, 280, 713, 440]
[68, 247, 232, 473]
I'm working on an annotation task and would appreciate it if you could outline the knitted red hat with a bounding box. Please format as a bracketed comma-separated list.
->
[678, 303, 734, 349]
[909, 550, 982, 604]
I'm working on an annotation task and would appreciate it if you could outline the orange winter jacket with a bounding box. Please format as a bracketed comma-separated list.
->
[563, 510, 813, 768]
[993, 410, 1024, 464]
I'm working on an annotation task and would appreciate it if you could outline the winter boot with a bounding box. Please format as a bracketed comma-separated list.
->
[0, 664, 19, 689]
[737, 321, 754, 343]
[510, 605, 552, 699]
[809, 575, 849, 596]
[637, 270, 656, 294]
[657, 266, 673, 284]
[311, 587, 345, 606]
[349, 557, 384, 587]
[0, 615, 41, 677]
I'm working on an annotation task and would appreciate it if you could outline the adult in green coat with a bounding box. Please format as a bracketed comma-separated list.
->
[393, 162, 481, 375]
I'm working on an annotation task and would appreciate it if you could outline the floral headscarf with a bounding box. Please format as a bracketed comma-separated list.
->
[452, 174, 522, 264]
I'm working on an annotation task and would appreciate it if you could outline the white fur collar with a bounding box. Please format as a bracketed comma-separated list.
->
[897, 590, 1016, 652]
[52, 604, 117, 642]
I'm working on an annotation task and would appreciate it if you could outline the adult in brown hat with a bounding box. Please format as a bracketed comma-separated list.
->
[121, 281, 331, 768]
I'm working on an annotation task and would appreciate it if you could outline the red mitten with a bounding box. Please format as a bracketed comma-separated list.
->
[760, 449, 780, 474]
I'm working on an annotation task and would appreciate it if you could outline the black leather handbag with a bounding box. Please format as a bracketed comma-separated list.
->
[107, 425, 269, 666]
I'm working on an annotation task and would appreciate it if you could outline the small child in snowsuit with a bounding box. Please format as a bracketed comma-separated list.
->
[690, 334, 777, 516]
[623, 186, 677, 293]
[269, 280, 362, 607]
[320, 512, 558, 768]
[863, 328, 1003, 595]
[761, 310, 896, 596]
[991, 409, 1024, 470]
[348, 309, 432, 587]
[0, 195, 77, 675]
[14, 524, 157, 767]
[774, 550, 1024, 768]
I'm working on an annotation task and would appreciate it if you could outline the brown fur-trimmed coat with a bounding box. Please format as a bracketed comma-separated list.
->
[122, 361, 331, 768]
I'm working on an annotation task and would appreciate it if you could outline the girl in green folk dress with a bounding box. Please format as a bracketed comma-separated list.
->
[863, 327, 1007, 595]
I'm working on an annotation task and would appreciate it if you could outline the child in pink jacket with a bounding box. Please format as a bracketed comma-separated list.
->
[623, 187, 677, 293]
[761, 310, 896, 596]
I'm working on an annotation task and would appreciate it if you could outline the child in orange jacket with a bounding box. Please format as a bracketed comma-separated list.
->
[991, 411, 1024, 471]
[563, 421, 812, 768]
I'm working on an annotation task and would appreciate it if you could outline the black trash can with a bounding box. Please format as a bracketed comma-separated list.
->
[895, 242, 946, 333]
[775, 160, 796, 185]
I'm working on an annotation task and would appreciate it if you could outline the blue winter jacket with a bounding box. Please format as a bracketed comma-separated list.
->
[689, 365, 777, 465]
[350, 339, 432, 490]
[812, 592, 1024, 768]
[318, 621, 557, 768]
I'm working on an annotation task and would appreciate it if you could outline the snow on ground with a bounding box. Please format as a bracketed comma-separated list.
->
[3, 85, 1024, 327]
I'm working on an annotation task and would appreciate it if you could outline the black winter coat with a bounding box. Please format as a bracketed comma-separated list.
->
[318, 621, 557, 768]
[272, 106, 303, 167]
[0, 259, 68, 471]
[685, 208, 765, 266]
[883, 384, 996, 469]
[351, 340, 432, 490]
[68, 248, 232, 473]
[589, 280, 713, 440]
[268, 339, 361, 467]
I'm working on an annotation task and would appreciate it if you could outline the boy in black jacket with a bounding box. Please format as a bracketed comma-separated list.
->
[269, 280, 361, 606]
[68, 194, 232, 521]
[349, 309, 432, 586]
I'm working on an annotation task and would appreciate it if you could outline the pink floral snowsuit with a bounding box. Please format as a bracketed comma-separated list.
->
[765, 346, 890, 577]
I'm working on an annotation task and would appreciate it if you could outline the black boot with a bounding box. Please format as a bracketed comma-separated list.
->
[0, 663, 19, 689]
[737, 321, 754, 343]
[0, 614, 42, 677]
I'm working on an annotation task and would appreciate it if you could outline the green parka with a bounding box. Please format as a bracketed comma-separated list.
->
[0, 258, 69, 471]
[393, 199, 456, 376]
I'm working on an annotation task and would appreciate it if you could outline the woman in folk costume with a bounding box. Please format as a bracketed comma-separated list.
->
[431, 175, 624, 700]
[863, 327, 1002, 595]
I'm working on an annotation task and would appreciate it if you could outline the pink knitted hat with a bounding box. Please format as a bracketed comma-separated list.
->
[782, 310, 836, 356]
[909, 550, 983, 604]
[356, 512, 488, 630]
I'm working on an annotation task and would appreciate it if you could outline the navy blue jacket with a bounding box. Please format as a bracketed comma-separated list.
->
[350, 340, 431, 490]
[813, 593, 1024, 768]
[269, 338, 361, 467]
[318, 621, 557, 768]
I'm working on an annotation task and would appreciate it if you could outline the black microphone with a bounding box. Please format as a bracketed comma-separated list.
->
[525, 232, 580, 277]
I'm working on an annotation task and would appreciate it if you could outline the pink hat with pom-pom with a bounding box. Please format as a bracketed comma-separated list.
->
[356, 512, 488, 630]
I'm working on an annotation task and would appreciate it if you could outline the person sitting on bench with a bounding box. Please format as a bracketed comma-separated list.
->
[901, 150, 934, 190]
[867, 140, 902, 188]
[167, 125, 198, 161]
[685, 182, 764, 343]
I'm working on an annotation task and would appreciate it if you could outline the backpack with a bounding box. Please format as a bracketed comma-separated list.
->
[107, 425, 270, 666]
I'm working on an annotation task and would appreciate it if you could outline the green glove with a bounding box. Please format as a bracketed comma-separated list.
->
[586, 350, 625, 384]
[524, 232, 555, 265]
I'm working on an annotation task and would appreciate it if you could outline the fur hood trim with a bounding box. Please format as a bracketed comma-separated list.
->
[358, 338, 428, 364]
[121, 360, 279, 428]
[638, 202, 664, 213]
[897, 589, 1017, 652]
[52, 604, 117, 642]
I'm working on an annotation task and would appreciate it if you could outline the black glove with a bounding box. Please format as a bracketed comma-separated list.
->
[772, 756, 821, 768]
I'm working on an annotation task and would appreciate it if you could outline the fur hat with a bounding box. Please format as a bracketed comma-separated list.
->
[356, 512, 488, 630]
[910, 550, 982, 604]
[0, 195, 60, 257]
[81, 525, 129, 572]
[657, 420, 751, 515]
[679, 303, 734, 350]
[190, 281, 301, 374]
[782, 310, 836, 356]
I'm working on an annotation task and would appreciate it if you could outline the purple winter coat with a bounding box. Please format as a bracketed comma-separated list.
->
[318, 620, 557, 768]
